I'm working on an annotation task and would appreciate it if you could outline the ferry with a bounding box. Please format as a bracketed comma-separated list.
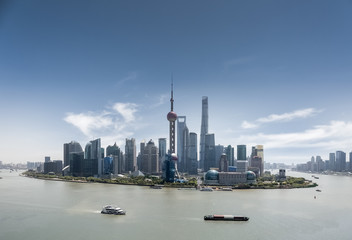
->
[101, 205, 126, 215]
[204, 215, 249, 221]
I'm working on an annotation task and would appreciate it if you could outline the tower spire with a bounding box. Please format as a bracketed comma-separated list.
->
[170, 75, 174, 111]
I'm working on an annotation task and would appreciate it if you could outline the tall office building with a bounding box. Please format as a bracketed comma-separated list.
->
[256, 145, 264, 176]
[199, 96, 208, 170]
[336, 151, 346, 172]
[106, 142, 123, 174]
[141, 140, 159, 174]
[177, 116, 188, 172]
[225, 145, 234, 166]
[204, 133, 215, 171]
[349, 152, 352, 171]
[188, 132, 198, 174]
[125, 138, 136, 172]
[237, 145, 247, 160]
[219, 154, 228, 172]
[329, 153, 335, 171]
[215, 144, 224, 167]
[158, 138, 167, 172]
[84, 138, 102, 176]
[63, 141, 83, 167]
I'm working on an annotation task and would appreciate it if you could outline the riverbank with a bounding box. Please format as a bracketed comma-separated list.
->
[22, 171, 317, 190]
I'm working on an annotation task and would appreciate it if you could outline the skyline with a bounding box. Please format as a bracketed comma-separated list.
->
[1, 1, 352, 164]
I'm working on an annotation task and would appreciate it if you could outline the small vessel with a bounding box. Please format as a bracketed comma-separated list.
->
[221, 187, 232, 191]
[204, 215, 249, 221]
[101, 205, 126, 215]
[316, 189, 322, 192]
[200, 187, 214, 191]
[150, 185, 163, 189]
[314, 176, 319, 179]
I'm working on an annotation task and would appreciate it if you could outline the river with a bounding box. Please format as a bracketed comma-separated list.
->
[0, 170, 351, 240]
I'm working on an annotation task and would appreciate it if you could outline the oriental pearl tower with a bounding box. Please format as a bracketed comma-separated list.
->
[166, 80, 180, 179]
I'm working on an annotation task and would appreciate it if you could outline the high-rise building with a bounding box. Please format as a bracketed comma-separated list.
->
[349, 152, 352, 171]
[204, 133, 215, 172]
[188, 132, 198, 174]
[177, 116, 188, 172]
[141, 140, 159, 174]
[103, 156, 113, 175]
[215, 145, 224, 168]
[106, 142, 123, 174]
[158, 138, 167, 172]
[63, 141, 83, 167]
[237, 145, 247, 161]
[84, 138, 102, 176]
[219, 154, 228, 172]
[336, 151, 346, 172]
[329, 153, 336, 171]
[225, 145, 234, 166]
[250, 145, 264, 176]
[199, 96, 209, 171]
[125, 138, 136, 172]
[45, 156, 50, 163]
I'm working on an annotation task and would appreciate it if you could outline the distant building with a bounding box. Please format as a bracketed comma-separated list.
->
[103, 156, 113, 175]
[204, 133, 215, 171]
[219, 154, 228, 172]
[203, 169, 256, 185]
[237, 160, 248, 172]
[215, 145, 224, 168]
[63, 141, 83, 167]
[84, 138, 102, 176]
[106, 143, 123, 174]
[225, 145, 234, 167]
[45, 156, 50, 163]
[158, 138, 167, 172]
[141, 140, 159, 174]
[188, 132, 198, 174]
[125, 138, 136, 173]
[199, 96, 208, 170]
[336, 151, 346, 172]
[177, 116, 188, 172]
[237, 145, 247, 161]
[44, 160, 62, 174]
[329, 153, 336, 171]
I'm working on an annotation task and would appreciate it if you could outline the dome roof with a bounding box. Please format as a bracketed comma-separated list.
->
[246, 171, 256, 180]
[167, 111, 177, 122]
[205, 170, 219, 180]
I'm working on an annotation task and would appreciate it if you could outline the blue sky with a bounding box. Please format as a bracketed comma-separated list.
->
[1, 0, 352, 164]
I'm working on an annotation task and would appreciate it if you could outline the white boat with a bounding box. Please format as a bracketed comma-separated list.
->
[101, 205, 126, 215]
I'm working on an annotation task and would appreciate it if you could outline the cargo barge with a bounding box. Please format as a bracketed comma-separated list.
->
[204, 215, 249, 221]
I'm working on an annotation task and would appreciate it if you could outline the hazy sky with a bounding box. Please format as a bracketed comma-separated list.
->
[1, 0, 352, 164]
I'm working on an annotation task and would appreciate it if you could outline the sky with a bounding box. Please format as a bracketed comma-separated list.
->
[1, 0, 352, 165]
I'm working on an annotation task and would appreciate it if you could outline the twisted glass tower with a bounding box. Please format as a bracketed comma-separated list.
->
[199, 96, 208, 170]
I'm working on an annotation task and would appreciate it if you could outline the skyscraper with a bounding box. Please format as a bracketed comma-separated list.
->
[158, 138, 167, 172]
[141, 139, 159, 174]
[204, 133, 215, 171]
[63, 141, 83, 167]
[336, 151, 346, 172]
[199, 96, 208, 170]
[188, 132, 198, 174]
[177, 116, 187, 172]
[125, 138, 136, 172]
[237, 145, 247, 161]
[329, 152, 335, 171]
[106, 143, 123, 174]
[84, 138, 102, 176]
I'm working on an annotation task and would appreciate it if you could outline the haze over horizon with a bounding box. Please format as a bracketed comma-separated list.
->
[1, 0, 352, 164]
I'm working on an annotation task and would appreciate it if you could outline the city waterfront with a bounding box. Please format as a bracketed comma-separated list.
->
[1, 170, 351, 240]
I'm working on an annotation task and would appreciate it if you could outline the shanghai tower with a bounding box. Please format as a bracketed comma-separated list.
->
[199, 96, 208, 170]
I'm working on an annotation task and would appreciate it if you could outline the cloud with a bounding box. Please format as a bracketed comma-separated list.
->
[241, 108, 322, 129]
[64, 102, 139, 140]
[112, 103, 138, 122]
[150, 93, 168, 108]
[236, 121, 352, 151]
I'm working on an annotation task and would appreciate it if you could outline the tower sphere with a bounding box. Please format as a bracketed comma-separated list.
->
[167, 111, 177, 122]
